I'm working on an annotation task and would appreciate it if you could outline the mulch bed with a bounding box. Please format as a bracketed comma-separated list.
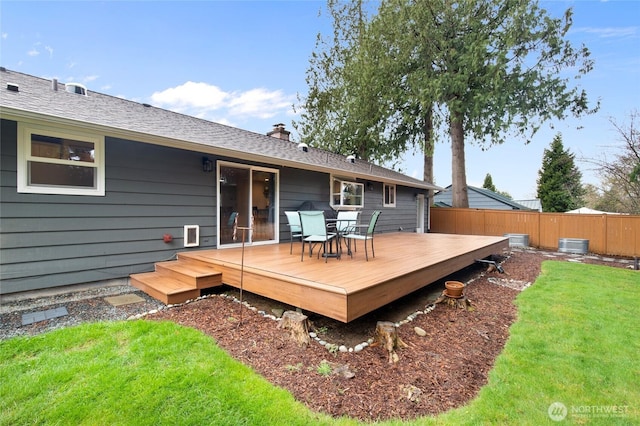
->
[146, 249, 633, 421]
[1, 248, 632, 421]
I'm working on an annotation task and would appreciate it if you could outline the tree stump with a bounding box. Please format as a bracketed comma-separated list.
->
[434, 291, 472, 310]
[278, 310, 310, 346]
[374, 321, 407, 364]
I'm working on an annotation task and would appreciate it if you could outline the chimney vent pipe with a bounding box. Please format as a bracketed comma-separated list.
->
[267, 123, 290, 141]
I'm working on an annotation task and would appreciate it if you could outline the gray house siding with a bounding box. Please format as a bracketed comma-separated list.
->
[1, 119, 216, 293]
[0, 69, 439, 295]
[279, 167, 330, 212]
[278, 167, 329, 241]
[1, 116, 428, 295]
[277, 173, 425, 239]
[344, 182, 422, 234]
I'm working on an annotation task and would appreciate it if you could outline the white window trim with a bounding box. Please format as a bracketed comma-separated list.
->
[17, 122, 105, 196]
[384, 183, 396, 207]
[330, 176, 365, 209]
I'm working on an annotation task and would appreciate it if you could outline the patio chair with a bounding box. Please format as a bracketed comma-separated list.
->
[298, 210, 337, 262]
[342, 210, 381, 261]
[284, 211, 303, 254]
[333, 210, 360, 254]
[335, 210, 360, 233]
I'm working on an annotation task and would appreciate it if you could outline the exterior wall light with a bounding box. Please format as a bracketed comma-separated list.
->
[202, 157, 213, 172]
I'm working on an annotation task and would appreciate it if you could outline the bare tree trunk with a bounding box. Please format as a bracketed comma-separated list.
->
[374, 321, 407, 364]
[450, 111, 469, 208]
[423, 107, 435, 200]
[278, 311, 310, 346]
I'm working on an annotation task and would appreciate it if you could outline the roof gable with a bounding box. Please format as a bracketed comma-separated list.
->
[434, 185, 532, 210]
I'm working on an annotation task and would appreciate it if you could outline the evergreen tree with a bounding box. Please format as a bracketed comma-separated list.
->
[481, 173, 512, 198]
[296, 0, 598, 208]
[483, 173, 497, 192]
[536, 134, 585, 212]
[294, 0, 436, 183]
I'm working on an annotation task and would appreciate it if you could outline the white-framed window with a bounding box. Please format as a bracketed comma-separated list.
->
[17, 123, 105, 196]
[384, 183, 396, 207]
[331, 178, 364, 208]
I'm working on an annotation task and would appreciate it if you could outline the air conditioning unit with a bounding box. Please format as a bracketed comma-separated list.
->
[504, 233, 529, 248]
[558, 238, 589, 254]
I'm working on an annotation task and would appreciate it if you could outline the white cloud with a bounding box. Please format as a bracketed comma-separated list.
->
[151, 81, 229, 110]
[2, 33, 7, 40]
[150, 81, 295, 122]
[83, 75, 99, 83]
[575, 26, 638, 38]
[28, 41, 44, 57]
[44, 45, 53, 58]
[227, 88, 294, 119]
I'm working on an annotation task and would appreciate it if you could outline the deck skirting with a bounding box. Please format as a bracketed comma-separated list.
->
[159, 232, 510, 322]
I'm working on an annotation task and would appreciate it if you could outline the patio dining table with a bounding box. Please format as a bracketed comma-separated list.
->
[325, 216, 359, 258]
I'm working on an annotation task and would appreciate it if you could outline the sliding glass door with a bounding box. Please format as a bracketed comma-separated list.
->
[218, 162, 278, 246]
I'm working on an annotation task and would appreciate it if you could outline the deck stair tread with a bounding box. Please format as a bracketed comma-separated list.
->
[130, 272, 194, 294]
[130, 272, 200, 305]
[131, 259, 224, 305]
[155, 260, 223, 289]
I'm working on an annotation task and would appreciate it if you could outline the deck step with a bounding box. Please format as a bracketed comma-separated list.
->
[155, 260, 223, 289]
[130, 272, 200, 305]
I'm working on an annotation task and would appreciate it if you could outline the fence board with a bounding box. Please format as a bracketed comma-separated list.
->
[605, 215, 640, 256]
[430, 208, 639, 257]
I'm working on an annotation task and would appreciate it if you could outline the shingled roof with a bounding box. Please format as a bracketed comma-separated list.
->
[0, 68, 437, 190]
[434, 185, 533, 210]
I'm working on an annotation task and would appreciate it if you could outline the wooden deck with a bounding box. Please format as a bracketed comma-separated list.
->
[132, 232, 508, 322]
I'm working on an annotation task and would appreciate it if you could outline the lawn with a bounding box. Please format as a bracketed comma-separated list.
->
[1, 261, 638, 425]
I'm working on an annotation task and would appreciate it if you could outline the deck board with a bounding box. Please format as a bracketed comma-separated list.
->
[177, 232, 508, 322]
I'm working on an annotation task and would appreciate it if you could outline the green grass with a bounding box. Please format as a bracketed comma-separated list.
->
[0, 321, 347, 426]
[1, 261, 638, 425]
[431, 261, 640, 426]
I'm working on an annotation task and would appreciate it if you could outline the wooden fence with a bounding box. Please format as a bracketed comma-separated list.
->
[429, 208, 640, 258]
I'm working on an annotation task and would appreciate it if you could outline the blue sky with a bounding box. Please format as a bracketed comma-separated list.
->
[1, 0, 638, 200]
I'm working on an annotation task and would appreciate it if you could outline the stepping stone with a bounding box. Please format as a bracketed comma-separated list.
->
[104, 294, 145, 307]
[22, 307, 68, 326]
